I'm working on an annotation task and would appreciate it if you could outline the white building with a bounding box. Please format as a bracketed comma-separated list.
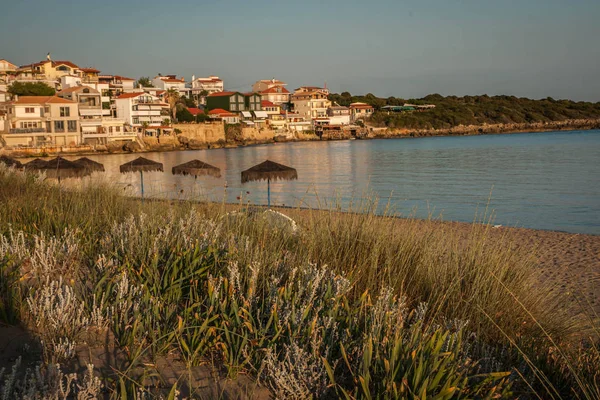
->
[152, 75, 186, 90]
[114, 92, 170, 133]
[191, 75, 224, 94]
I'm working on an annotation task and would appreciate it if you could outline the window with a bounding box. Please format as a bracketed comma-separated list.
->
[109, 127, 113, 133]
[44, 106, 50, 114]
[20, 122, 39, 129]
[54, 121, 65, 132]
[132, 117, 139, 124]
[67, 121, 77, 132]
[115, 126, 120, 133]
[25, 107, 34, 113]
[60, 107, 70, 117]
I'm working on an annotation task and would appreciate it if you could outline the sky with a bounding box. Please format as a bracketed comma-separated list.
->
[2, 0, 599, 101]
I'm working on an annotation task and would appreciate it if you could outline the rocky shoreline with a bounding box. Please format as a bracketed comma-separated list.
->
[2, 118, 599, 159]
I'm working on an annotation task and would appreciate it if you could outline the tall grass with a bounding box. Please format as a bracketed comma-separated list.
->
[0, 165, 598, 399]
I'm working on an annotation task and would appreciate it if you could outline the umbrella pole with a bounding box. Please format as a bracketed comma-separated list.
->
[267, 178, 270, 208]
[140, 170, 144, 201]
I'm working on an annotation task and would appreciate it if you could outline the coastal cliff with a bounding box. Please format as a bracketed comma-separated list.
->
[376, 118, 600, 138]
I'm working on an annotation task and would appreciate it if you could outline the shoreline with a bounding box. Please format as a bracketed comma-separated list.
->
[2, 118, 599, 159]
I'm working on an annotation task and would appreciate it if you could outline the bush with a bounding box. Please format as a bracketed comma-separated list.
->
[8, 82, 55, 96]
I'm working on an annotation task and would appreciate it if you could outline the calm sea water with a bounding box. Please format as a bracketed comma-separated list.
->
[77, 130, 600, 234]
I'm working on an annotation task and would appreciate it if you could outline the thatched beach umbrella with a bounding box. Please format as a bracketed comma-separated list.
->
[119, 157, 164, 199]
[73, 157, 105, 173]
[24, 158, 49, 170]
[0, 155, 23, 169]
[41, 157, 90, 181]
[241, 160, 297, 207]
[172, 159, 221, 178]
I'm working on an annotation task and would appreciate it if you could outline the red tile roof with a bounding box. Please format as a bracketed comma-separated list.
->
[260, 87, 290, 94]
[114, 75, 135, 81]
[116, 92, 146, 99]
[161, 78, 185, 83]
[80, 67, 100, 73]
[52, 60, 79, 69]
[208, 108, 237, 117]
[261, 100, 277, 107]
[349, 103, 374, 109]
[13, 96, 76, 105]
[187, 107, 204, 116]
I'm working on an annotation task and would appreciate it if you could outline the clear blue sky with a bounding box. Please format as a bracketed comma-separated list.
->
[2, 0, 599, 101]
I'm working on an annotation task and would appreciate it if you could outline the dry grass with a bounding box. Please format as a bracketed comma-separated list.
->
[0, 165, 598, 399]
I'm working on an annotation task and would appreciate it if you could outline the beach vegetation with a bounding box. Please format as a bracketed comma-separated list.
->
[0, 165, 598, 398]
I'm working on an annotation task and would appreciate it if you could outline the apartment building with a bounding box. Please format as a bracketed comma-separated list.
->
[291, 90, 331, 119]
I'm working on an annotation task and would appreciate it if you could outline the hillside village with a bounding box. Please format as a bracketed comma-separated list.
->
[0, 55, 402, 150]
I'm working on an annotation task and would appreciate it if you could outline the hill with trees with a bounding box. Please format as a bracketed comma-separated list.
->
[328, 92, 600, 130]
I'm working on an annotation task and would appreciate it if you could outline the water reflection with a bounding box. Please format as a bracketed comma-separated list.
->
[57, 130, 600, 234]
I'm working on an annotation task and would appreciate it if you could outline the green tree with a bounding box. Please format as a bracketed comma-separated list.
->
[137, 77, 154, 88]
[8, 82, 55, 96]
[176, 107, 195, 123]
[165, 89, 181, 122]
[195, 113, 210, 123]
[182, 96, 196, 108]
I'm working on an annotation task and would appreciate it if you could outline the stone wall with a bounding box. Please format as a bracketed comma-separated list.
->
[174, 123, 226, 144]
[240, 126, 278, 142]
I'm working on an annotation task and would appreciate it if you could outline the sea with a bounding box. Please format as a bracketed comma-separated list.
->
[78, 130, 600, 235]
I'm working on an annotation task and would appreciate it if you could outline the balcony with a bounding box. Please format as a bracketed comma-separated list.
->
[80, 119, 102, 127]
[9, 128, 47, 134]
[80, 108, 103, 117]
[132, 110, 161, 117]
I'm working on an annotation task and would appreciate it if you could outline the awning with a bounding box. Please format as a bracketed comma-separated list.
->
[243, 121, 255, 125]
[241, 111, 252, 118]
[253, 111, 268, 119]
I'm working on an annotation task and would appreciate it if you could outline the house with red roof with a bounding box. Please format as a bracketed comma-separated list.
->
[2, 96, 81, 146]
[187, 107, 204, 116]
[191, 75, 223, 95]
[114, 92, 170, 134]
[252, 78, 287, 93]
[152, 75, 189, 97]
[349, 102, 374, 122]
[207, 108, 239, 124]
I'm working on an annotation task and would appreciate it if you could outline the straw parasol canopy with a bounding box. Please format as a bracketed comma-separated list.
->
[0, 155, 23, 169]
[40, 157, 90, 179]
[172, 159, 221, 178]
[73, 157, 105, 173]
[24, 158, 49, 170]
[119, 157, 164, 174]
[241, 160, 298, 183]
